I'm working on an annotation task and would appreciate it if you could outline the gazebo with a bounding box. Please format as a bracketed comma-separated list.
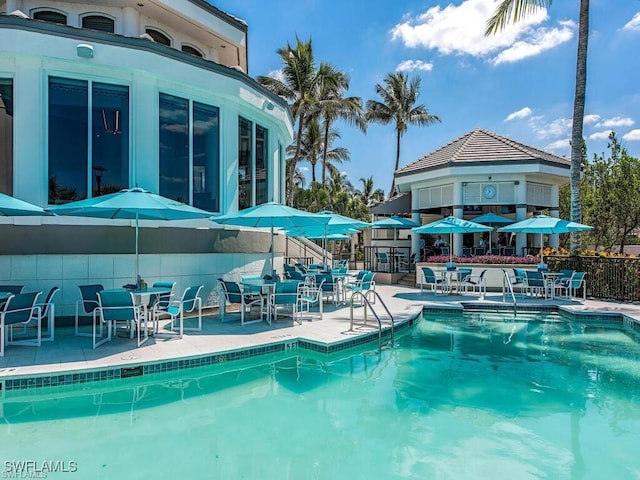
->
[393, 128, 571, 259]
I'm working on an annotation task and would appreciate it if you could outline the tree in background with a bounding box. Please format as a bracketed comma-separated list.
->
[486, 0, 590, 254]
[581, 133, 640, 253]
[365, 72, 441, 198]
[358, 176, 385, 207]
[312, 64, 366, 185]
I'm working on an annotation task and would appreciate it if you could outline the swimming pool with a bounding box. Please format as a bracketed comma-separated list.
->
[2, 312, 640, 479]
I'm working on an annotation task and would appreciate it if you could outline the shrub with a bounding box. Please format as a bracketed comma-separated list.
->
[427, 255, 539, 265]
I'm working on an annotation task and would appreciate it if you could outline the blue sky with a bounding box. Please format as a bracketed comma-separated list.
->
[214, 0, 640, 195]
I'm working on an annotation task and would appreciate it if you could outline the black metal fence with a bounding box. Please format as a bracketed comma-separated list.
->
[546, 255, 640, 302]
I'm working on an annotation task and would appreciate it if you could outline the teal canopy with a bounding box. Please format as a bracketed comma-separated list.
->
[413, 216, 492, 262]
[49, 187, 213, 279]
[0, 193, 52, 217]
[213, 202, 330, 273]
[471, 212, 515, 226]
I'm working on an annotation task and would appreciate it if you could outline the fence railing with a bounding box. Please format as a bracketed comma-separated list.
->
[546, 255, 640, 302]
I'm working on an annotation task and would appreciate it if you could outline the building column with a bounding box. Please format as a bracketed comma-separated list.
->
[515, 181, 528, 257]
[122, 7, 141, 37]
[452, 181, 463, 257]
[411, 188, 421, 260]
[549, 186, 560, 249]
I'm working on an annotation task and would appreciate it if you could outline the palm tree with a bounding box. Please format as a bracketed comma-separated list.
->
[297, 119, 350, 184]
[257, 38, 330, 205]
[359, 176, 385, 206]
[365, 72, 441, 197]
[313, 64, 367, 185]
[486, 0, 589, 253]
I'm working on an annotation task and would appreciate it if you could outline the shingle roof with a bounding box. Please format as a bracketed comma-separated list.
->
[395, 128, 570, 177]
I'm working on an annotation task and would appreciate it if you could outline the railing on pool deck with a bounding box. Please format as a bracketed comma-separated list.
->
[501, 268, 517, 316]
[349, 290, 394, 353]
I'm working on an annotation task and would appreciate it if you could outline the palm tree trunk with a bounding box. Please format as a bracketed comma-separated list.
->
[289, 111, 307, 206]
[389, 128, 401, 197]
[570, 0, 589, 253]
[321, 119, 330, 185]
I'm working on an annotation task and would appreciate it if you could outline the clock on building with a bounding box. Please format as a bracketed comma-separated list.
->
[483, 185, 497, 199]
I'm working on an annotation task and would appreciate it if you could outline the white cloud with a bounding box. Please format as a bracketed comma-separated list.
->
[623, 12, 640, 31]
[596, 116, 634, 128]
[589, 130, 613, 140]
[396, 59, 434, 72]
[545, 138, 570, 150]
[267, 69, 286, 83]
[623, 129, 640, 141]
[583, 114, 600, 125]
[491, 20, 575, 65]
[533, 117, 573, 139]
[504, 107, 532, 122]
[390, 0, 574, 65]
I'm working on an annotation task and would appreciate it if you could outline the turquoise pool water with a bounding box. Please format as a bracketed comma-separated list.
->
[2, 313, 640, 479]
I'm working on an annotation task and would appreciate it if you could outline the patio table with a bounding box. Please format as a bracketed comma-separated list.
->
[241, 279, 276, 322]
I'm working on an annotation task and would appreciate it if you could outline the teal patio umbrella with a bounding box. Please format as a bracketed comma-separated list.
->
[0, 193, 52, 217]
[213, 202, 330, 275]
[498, 214, 592, 257]
[471, 212, 515, 226]
[291, 211, 369, 263]
[48, 187, 213, 280]
[413, 216, 492, 263]
[371, 215, 420, 248]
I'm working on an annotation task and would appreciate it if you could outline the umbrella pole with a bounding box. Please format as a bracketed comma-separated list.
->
[135, 211, 140, 284]
[449, 233, 453, 263]
[271, 225, 275, 278]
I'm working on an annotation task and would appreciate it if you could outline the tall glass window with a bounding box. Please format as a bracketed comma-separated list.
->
[49, 78, 89, 203]
[193, 102, 219, 211]
[92, 83, 129, 195]
[0, 78, 13, 195]
[256, 124, 269, 204]
[159, 93, 219, 210]
[159, 93, 189, 203]
[238, 117, 252, 209]
[48, 77, 129, 204]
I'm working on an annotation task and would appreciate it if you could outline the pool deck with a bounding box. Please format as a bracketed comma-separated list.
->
[2, 283, 640, 384]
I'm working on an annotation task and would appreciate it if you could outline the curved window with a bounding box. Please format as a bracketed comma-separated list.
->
[48, 77, 130, 204]
[0, 78, 13, 195]
[33, 10, 67, 25]
[159, 93, 219, 211]
[82, 15, 114, 33]
[181, 45, 203, 58]
[145, 28, 171, 46]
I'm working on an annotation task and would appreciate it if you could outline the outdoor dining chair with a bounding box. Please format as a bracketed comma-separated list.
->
[460, 269, 487, 297]
[556, 272, 587, 300]
[165, 285, 204, 337]
[1, 291, 42, 357]
[270, 280, 301, 323]
[218, 279, 264, 325]
[297, 279, 325, 322]
[93, 290, 148, 349]
[524, 270, 546, 298]
[76, 284, 104, 337]
[420, 267, 449, 295]
[315, 273, 339, 305]
[19, 286, 59, 342]
[148, 281, 176, 333]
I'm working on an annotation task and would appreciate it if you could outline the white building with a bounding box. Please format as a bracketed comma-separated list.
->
[0, 1, 294, 316]
[393, 128, 571, 258]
